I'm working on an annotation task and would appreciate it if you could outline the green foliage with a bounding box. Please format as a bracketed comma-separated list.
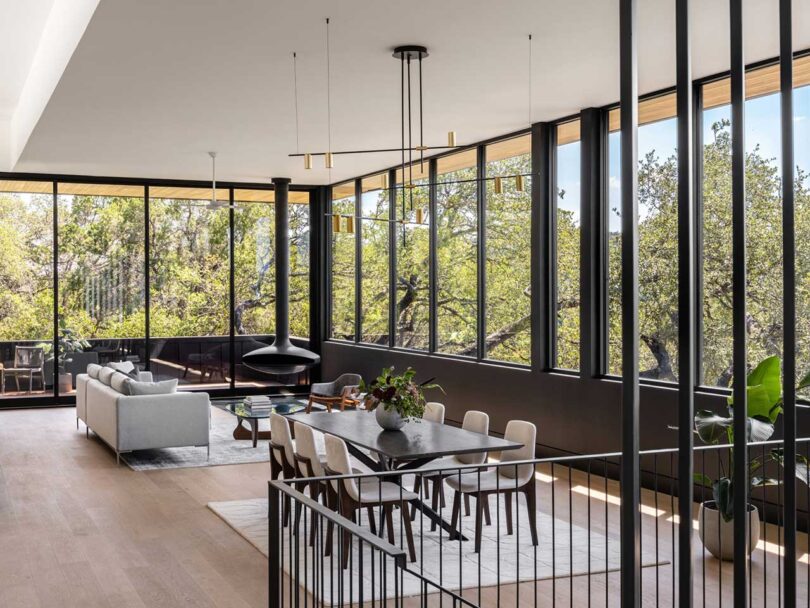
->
[361, 366, 442, 421]
[694, 356, 783, 522]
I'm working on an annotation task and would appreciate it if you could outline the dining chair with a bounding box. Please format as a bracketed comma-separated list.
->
[270, 413, 305, 527]
[294, 422, 377, 546]
[412, 410, 490, 529]
[323, 434, 418, 567]
[445, 419, 537, 553]
[422, 401, 445, 424]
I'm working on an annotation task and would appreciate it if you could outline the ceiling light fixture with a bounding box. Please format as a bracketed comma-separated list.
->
[207, 151, 222, 209]
[325, 18, 333, 171]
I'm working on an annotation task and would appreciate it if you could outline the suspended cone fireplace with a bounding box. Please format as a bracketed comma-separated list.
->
[242, 177, 320, 375]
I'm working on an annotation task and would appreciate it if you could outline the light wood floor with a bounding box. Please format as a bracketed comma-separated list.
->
[1, 406, 807, 607]
[0, 406, 271, 607]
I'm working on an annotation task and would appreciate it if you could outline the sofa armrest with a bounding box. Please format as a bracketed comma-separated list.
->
[116, 392, 209, 452]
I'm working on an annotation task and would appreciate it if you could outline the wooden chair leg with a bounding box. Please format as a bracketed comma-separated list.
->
[384, 505, 395, 545]
[523, 482, 539, 546]
[482, 495, 492, 526]
[505, 490, 514, 535]
[432, 476, 445, 508]
[449, 491, 461, 540]
[401, 501, 417, 562]
[410, 476, 422, 521]
[430, 481, 441, 532]
[365, 506, 377, 535]
[474, 493, 485, 553]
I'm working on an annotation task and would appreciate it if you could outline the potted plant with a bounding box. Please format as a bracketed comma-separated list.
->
[361, 366, 442, 431]
[37, 321, 93, 388]
[693, 356, 783, 560]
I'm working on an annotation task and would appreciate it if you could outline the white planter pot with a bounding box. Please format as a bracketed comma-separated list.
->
[698, 501, 760, 561]
[375, 404, 405, 431]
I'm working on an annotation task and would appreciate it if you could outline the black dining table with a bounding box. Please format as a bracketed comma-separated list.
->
[287, 409, 523, 538]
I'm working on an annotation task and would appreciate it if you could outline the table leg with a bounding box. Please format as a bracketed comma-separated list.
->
[250, 418, 258, 448]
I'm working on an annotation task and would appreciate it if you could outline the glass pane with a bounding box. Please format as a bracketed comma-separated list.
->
[608, 92, 679, 380]
[394, 164, 430, 350]
[289, 197, 311, 341]
[0, 181, 54, 398]
[149, 189, 230, 389]
[330, 182, 355, 340]
[436, 150, 478, 356]
[484, 135, 532, 364]
[360, 174, 390, 345]
[555, 122, 581, 370]
[57, 183, 146, 394]
[701, 69, 792, 386]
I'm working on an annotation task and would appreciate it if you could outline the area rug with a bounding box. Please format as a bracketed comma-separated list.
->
[208, 496, 669, 601]
[120, 407, 271, 471]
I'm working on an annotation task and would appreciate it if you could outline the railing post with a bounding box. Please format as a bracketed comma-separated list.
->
[619, 0, 641, 606]
[269, 481, 282, 608]
[676, 0, 695, 605]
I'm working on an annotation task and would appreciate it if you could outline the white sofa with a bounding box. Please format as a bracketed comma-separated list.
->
[76, 366, 210, 464]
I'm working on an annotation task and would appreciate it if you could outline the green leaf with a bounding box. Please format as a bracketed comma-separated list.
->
[694, 410, 732, 444]
[693, 473, 713, 488]
[728, 356, 782, 422]
[771, 449, 810, 486]
[751, 476, 780, 488]
[713, 478, 734, 522]
[746, 417, 775, 442]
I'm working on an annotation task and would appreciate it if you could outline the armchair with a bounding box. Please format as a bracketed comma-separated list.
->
[307, 373, 362, 412]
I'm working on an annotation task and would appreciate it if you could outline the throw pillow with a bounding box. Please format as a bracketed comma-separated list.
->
[126, 378, 178, 396]
[98, 366, 116, 386]
[108, 361, 135, 374]
[110, 371, 131, 395]
[86, 363, 102, 379]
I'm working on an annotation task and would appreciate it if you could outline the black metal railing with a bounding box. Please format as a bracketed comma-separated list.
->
[269, 438, 810, 607]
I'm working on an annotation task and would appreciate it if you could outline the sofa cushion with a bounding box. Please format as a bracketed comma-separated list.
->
[108, 361, 135, 374]
[87, 363, 103, 379]
[98, 366, 116, 386]
[110, 371, 132, 394]
[126, 378, 178, 396]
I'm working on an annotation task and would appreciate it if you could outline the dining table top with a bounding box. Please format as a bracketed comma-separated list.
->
[286, 409, 523, 463]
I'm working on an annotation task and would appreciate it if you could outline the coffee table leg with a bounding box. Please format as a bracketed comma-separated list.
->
[250, 418, 258, 448]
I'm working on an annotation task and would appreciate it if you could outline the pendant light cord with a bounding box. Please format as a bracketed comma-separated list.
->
[326, 18, 332, 177]
[293, 52, 300, 154]
[528, 34, 533, 125]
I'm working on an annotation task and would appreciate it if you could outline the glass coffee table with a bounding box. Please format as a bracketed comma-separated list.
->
[211, 396, 326, 447]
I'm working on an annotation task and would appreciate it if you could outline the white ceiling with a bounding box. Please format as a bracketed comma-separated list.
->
[5, 0, 810, 185]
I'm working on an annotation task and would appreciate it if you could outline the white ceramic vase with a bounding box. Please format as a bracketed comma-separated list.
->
[375, 403, 405, 431]
[698, 500, 760, 561]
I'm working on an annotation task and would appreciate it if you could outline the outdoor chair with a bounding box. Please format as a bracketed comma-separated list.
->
[4, 346, 46, 394]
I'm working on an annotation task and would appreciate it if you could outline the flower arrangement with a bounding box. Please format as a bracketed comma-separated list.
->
[361, 366, 442, 422]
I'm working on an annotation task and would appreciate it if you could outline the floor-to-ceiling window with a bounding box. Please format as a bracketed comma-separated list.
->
[0, 181, 54, 399]
[360, 173, 390, 345]
[700, 56, 810, 387]
[555, 120, 581, 370]
[394, 163, 430, 350]
[436, 150, 478, 356]
[149, 186, 231, 389]
[607, 93, 679, 380]
[484, 135, 532, 365]
[330, 182, 356, 341]
[57, 184, 146, 394]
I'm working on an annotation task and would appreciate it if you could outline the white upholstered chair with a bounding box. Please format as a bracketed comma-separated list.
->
[445, 419, 537, 553]
[323, 434, 417, 567]
[422, 401, 445, 424]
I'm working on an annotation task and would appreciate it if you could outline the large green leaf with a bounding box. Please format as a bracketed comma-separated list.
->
[728, 356, 783, 422]
[771, 449, 810, 486]
[694, 410, 732, 444]
[798, 370, 810, 391]
[746, 417, 775, 442]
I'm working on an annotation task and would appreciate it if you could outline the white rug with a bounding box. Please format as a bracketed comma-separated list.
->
[121, 407, 271, 471]
[208, 496, 669, 601]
